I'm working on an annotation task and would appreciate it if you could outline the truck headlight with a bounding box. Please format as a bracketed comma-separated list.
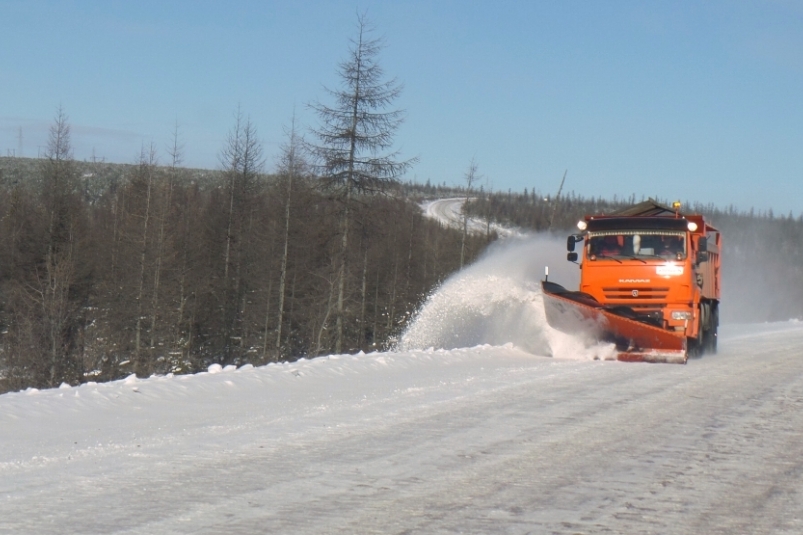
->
[671, 311, 693, 320]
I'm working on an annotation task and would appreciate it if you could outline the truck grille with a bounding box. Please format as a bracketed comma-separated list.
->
[602, 286, 669, 310]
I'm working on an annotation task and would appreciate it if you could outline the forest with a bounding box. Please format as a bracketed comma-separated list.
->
[0, 15, 489, 394]
[0, 141, 493, 394]
[3, 144, 803, 394]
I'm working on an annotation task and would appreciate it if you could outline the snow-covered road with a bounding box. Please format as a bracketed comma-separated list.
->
[3, 322, 803, 534]
[421, 197, 521, 238]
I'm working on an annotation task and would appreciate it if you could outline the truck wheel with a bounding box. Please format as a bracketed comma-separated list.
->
[700, 302, 718, 355]
[708, 305, 719, 354]
[690, 304, 708, 358]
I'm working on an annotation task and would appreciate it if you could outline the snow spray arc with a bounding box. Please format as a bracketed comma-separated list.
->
[397, 235, 612, 359]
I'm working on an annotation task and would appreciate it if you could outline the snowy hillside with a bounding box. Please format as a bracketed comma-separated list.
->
[3, 233, 803, 534]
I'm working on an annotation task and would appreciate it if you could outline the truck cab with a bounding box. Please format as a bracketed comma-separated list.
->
[566, 202, 721, 354]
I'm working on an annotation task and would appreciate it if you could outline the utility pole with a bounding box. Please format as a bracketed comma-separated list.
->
[547, 170, 567, 232]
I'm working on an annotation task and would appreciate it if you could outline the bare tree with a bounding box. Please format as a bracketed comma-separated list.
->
[37, 106, 87, 386]
[149, 124, 182, 351]
[308, 13, 416, 353]
[269, 114, 307, 360]
[132, 144, 158, 374]
[218, 107, 265, 362]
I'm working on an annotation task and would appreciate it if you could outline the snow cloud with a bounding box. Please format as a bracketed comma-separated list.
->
[398, 234, 611, 359]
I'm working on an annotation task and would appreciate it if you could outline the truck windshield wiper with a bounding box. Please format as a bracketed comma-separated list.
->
[626, 256, 647, 264]
[601, 256, 622, 263]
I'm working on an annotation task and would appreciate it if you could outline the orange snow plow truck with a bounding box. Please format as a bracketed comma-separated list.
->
[542, 200, 721, 364]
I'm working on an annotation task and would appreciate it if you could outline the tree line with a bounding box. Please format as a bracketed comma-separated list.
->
[0, 119, 490, 393]
[0, 15, 493, 393]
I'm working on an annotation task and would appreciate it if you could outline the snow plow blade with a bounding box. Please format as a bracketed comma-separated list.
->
[542, 281, 687, 364]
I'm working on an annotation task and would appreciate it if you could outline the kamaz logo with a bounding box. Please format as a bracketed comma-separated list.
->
[619, 279, 650, 283]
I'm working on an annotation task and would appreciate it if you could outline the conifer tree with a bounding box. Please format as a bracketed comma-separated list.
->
[308, 13, 416, 353]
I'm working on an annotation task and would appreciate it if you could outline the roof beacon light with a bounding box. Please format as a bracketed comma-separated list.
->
[577, 220, 588, 231]
[687, 221, 698, 232]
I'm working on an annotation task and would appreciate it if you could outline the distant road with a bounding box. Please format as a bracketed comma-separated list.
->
[421, 197, 521, 238]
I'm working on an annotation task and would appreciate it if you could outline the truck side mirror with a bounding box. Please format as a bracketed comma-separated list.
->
[567, 252, 578, 262]
[567, 234, 583, 252]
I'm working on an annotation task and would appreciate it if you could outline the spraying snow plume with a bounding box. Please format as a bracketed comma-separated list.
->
[398, 234, 615, 360]
[714, 215, 803, 323]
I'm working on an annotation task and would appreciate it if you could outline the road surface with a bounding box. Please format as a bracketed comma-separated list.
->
[2, 322, 803, 534]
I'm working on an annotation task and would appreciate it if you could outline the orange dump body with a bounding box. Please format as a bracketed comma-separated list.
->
[543, 201, 721, 363]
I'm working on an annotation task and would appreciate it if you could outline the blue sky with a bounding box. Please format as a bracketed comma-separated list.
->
[2, 0, 802, 215]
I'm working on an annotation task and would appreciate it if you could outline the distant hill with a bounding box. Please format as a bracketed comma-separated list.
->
[0, 156, 227, 201]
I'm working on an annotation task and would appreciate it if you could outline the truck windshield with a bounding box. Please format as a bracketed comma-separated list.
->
[587, 231, 686, 260]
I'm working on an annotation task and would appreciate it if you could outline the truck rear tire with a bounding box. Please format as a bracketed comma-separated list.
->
[708, 305, 719, 354]
[700, 302, 718, 355]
